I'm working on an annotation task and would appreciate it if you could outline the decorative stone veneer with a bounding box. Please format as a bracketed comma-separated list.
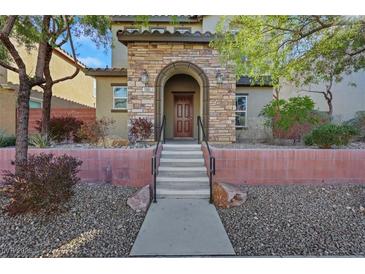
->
[127, 42, 236, 143]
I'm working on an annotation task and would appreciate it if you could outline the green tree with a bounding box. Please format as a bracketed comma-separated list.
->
[212, 16, 365, 115]
[0, 15, 110, 169]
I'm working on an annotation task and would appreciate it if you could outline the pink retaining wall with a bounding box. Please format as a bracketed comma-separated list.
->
[0, 148, 153, 187]
[202, 146, 365, 185]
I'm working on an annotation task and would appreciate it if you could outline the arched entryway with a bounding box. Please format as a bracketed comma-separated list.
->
[155, 61, 209, 141]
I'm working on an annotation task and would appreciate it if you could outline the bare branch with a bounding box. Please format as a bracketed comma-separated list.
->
[35, 15, 51, 81]
[1, 16, 17, 36]
[52, 16, 80, 85]
[0, 59, 19, 73]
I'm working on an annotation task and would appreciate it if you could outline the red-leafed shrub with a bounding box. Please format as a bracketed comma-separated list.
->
[129, 118, 153, 143]
[36, 116, 84, 143]
[2, 153, 82, 216]
[75, 117, 115, 147]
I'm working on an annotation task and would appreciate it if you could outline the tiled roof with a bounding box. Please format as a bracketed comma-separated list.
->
[83, 67, 127, 77]
[117, 30, 215, 45]
[111, 15, 203, 23]
[237, 76, 273, 87]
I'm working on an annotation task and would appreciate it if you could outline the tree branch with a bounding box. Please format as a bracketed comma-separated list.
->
[0, 59, 19, 73]
[35, 15, 51, 82]
[52, 16, 80, 85]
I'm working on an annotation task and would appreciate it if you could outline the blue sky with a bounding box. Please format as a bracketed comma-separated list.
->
[61, 35, 111, 68]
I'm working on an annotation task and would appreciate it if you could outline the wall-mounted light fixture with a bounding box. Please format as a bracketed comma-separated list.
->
[216, 70, 224, 84]
[141, 69, 149, 85]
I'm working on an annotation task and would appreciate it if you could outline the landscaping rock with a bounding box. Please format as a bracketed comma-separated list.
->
[213, 182, 247, 208]
[127, 185, 151, 212]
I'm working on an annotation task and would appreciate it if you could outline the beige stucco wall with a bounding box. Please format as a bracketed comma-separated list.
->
[29, 90, 91, 109]
[6, 45, 95, 107]
[0, 88, 16, 135]
[235, 86, 273, 141]
[95, 76, 129, 138]
[163, 74, 201, 139]
[280, 71, 365, 122]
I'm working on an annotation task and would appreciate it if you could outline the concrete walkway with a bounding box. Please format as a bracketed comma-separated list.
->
[130, 199, 235, 256]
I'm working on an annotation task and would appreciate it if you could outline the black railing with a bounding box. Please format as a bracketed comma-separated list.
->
[197, 116, 215, 203]
[151, 115, 166, 203]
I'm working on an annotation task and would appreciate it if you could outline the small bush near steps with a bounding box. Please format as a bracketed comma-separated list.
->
[2, 153, 82, 216]
[129, 117, 153, 144]
[309, 124, 359, 148]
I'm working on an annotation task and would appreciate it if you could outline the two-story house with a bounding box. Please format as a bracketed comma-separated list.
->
[86, 15, 365, 143]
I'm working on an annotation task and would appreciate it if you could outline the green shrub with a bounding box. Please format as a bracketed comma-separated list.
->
[260, 96, 320, 142]
[36, 116, 83, 143]
[344, 111, 365, 141]
[311, 124, 359, 149]
[0, 130, 16, 147]
[29, 133, 49, 148]
[2, 153, 82, 216]
[303, 133, 314, 146]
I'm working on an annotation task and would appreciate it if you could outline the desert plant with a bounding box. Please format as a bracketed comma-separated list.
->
[260, 96, 320, 143]
[36, 116, 83, 143]
[0, 130, 16, 147]
[75, 117, 115, 147]
[29, 134, 49, 148]
[129, 118, 153, 144]
[2, 153, 82, 216]
[303, 133, 314, 146]
[311, 124, 359, 149]
[344, 111, 365, 141]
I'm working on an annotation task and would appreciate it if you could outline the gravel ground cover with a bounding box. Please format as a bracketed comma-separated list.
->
[213, 141, 365, 150]
[0, 184, 146, 257]
[218, 184, 365, 256]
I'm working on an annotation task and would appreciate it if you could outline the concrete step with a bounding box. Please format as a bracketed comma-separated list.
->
[162, 150, 203, 155]
[157, 176, 209, 184]
[160, 158, 205, 163]
[161, 154, 203, 159]
[157, 181, 209, 189]
[158, 170, 208, 177]
[159, 166, 207, 172]
[156, 188, 210, 199]
[159, 160, 205, 168]
[163, 144, 201, 151]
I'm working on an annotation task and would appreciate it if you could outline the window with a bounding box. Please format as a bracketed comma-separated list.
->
[149, 26, 165, 33]
[113, 86, 128, 109]
[29, 98, 42, 109]
[235, 94, 247, 128]
[174, 27, 191, 33]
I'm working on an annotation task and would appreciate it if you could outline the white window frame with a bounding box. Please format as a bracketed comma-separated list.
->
[29, 97, 43, 109]
[235, 94, 248, 128]
[112, 86, 128, 110]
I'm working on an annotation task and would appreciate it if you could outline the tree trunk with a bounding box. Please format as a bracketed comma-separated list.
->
[40, 44, 53, 141]
[41, 84, 52, 141]
[15, 73, 31, 171]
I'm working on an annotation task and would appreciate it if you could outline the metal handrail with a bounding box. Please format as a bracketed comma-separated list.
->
[197, 116, 215, 203]
[151, 115, 166, 203]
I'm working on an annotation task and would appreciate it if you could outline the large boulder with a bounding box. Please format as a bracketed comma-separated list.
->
[127, 185, 151, 212]
[213, 182, 247, 208]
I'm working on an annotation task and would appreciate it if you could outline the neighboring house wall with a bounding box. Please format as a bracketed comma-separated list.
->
[6, 45, 95, 107]
[235, 87, 273, 141]
[95, 76, 129, 138]
[0, 88, 16, 135]
[280, 71, 365, 122]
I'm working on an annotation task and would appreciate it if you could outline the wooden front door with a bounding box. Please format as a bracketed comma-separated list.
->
[174, 95, 193, 138]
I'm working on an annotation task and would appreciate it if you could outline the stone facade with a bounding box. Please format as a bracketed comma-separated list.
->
[127, 42, 236, 143]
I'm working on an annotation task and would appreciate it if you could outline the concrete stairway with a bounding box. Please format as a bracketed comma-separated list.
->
[156, 143, 210, 199]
